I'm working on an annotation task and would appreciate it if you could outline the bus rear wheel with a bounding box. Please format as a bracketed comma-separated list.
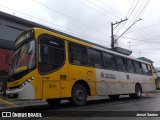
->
[108, 95, 119, 100]
[46, 98, 61, 106]
[129, 84, 142, 99]
[71, 84, 87, 106]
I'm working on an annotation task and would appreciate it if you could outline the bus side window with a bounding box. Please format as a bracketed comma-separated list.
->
[142, 63, 149, 75]
[39, 35, 65, 74]
[103, 52, 116, 70]
[69, 43, 88, 66]
[126, 59, 135, 73]
[134, 61, 143, 74]
[88, 48, 103, 68]
[115, 56, 127, 72]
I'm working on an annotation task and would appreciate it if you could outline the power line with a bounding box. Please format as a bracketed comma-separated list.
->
[116, 0, 150, 39]
[0, 4, 111, 46]
[115, 18, 141, 43]
[85, 0, 122, 20]
[115, 0, 141, 36]
[32, 0, 109, 37]
[118, 0, 151, 42]
[121, 36, 160, 43]
[0, 5, 70, 30]
[127, 0, 140, 19]
[130, 43, 159, 46]
[79, 0, 152, 48]
[120, 37, 160, 50]
[129, 0, 147, 22]
[115, 0, 137, 35]
[132, 49, 160, 50]
[76, 0, 112, 19]
[133, 51, 160, 54]
[131, 0, 150, 23]
[84, 1, 143, 48]
[117, 20, 152, 46]
[119, 34, 160, 48]
[79, 0, 150, 45]
[96, 0, 125, 17]
[126, 0, 137, 17]
[127, 22, 160, 33]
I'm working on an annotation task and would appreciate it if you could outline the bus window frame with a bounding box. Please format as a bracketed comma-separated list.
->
[87, 47, 104, 69]
[126, 59, 136, 73]
[68, 42, 88, 66]
[67, 41, 152, 76]
[147, 64, 152, 75]
[134, 61, 143, 75]
[38, 34, 66, 75]
[102, 52, 117, 71]
[115, 56, 127, 72]
[142, 63, 149, 75]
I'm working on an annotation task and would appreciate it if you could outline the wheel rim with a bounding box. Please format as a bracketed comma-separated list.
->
[75, 89, 84, 101]
[136, 86, 141, 97]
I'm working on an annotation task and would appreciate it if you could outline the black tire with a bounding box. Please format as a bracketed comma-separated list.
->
[46, 98, 61, 106]
[71, 84, 87, 106]
[129, 84, 142, 99]
[108, 95, 119, 100]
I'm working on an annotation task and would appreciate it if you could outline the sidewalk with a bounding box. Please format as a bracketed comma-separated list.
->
[0, 96, 47, 109]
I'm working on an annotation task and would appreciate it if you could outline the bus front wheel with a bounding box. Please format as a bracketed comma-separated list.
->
[71, 84, 87, 106]
[46, 98, 61, 106]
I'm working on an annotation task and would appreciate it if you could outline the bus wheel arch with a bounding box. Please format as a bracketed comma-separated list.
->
[71, 80, 90, 106]
[72, 80, 91, 96]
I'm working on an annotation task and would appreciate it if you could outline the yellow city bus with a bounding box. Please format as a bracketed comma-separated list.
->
[6, 28, 155, 106]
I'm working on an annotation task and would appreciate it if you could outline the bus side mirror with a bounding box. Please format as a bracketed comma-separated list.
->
[5, 54, 11, 65]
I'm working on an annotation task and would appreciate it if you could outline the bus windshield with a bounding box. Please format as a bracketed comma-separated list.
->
[10, 40, 36, 75]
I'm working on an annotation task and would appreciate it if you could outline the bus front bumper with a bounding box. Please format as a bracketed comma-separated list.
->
[6, 83, 35, 99]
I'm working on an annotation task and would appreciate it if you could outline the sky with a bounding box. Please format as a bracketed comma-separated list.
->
[0, 0, 160, 67]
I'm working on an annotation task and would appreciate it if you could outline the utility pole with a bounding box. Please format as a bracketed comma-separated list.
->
[111, 18, 128, 50]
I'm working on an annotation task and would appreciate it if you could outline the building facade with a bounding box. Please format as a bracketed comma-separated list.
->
[0, 11, 49, 88]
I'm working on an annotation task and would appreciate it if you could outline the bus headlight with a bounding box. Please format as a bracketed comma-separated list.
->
[20, 76, 34, 88]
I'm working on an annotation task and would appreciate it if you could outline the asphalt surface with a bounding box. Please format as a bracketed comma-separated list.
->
[0, 91, 160, 119]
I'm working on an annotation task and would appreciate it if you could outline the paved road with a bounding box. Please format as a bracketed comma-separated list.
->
[0, 91, 160, 119]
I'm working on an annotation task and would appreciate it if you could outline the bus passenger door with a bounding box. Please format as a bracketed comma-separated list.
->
[38, 35, 66, 99]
